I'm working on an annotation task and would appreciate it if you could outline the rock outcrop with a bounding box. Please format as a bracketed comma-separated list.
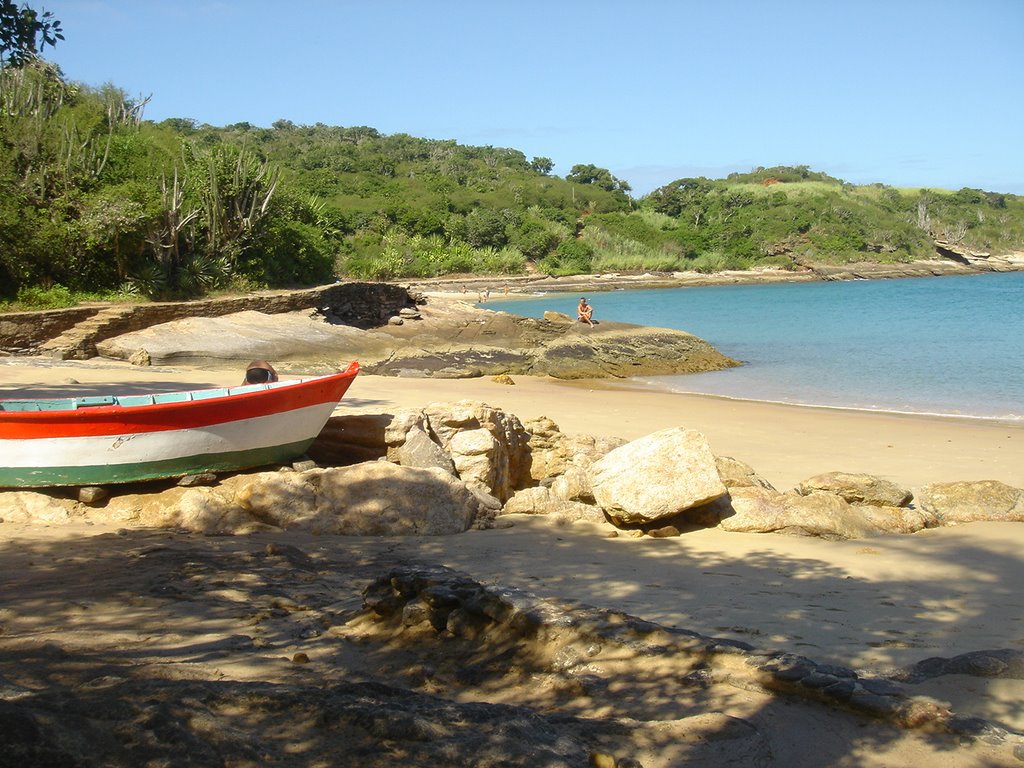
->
[5, 553, 1012, 768]
[715, 455, 776, 491]
[894, 648, 1024, 683]
[502, 485, 606, 524]
[97, 463, 484, 535]
[363, 564, 1005, 742]
[312, 402, 532, 504]
[796, 471, 913, 508]
[521, 415, 625, 482]
[1, 281, 413, 358]
[95, 297, 739, 380]
[419, 401, 531, 503]
[0, 490, 76, 524]
[915, 480, 1024, 524]
[934, 241, 1024, 271]
[717, 487, 893, 539]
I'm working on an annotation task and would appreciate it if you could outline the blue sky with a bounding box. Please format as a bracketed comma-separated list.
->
[44, 0, 1024, 196]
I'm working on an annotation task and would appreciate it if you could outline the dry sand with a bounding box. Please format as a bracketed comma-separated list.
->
[2, 357, 1024, 764]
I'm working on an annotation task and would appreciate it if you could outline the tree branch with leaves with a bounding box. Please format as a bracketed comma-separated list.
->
[0, 1, 62, 67]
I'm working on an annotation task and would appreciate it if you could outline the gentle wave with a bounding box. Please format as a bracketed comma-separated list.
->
[626, 376, 1023, 423]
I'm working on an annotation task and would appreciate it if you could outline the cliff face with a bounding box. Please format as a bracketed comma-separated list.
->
[932, 241, 1024, 271]
[94, 297, 739, 379]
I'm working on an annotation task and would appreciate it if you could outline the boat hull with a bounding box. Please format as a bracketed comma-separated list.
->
[0, 362, 359, 487]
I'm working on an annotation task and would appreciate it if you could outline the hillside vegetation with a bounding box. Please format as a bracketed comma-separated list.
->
[2, 61, 1022, 309]
[610, 166, 1024, 273]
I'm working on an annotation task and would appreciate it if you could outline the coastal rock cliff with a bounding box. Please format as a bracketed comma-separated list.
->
[95, 297, 738, 379]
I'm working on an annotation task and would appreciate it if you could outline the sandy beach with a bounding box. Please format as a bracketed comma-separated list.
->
[2, 357, 1023, 764]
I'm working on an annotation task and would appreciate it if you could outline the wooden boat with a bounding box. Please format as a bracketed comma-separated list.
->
[0, 362, 359, 488]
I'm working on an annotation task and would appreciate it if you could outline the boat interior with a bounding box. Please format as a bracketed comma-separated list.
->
[0, 381, 287, 412]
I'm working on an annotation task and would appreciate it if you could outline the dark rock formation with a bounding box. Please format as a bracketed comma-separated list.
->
[894, 649, 1024, 683]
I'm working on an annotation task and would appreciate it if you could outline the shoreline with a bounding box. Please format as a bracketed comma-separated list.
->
[6, 354, 1020, 426]
[404, 257, 1024, 299]
[595, 374, 1024, 425]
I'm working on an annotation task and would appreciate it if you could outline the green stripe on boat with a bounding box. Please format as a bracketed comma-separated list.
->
[0, 439, 314, 488]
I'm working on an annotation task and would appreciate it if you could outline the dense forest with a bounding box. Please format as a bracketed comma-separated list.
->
[2, 7, 1023, 308]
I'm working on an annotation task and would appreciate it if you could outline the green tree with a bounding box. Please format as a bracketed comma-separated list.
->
[530, 156, 554, 175]
[0, 1, 62, 66]
[567, 163, 619, 192]
[197, 143, 280, 270]
[565, 164, 632, 198]
[649, 177, 714, 221]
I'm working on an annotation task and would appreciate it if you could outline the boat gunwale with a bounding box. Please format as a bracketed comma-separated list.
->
[0, 362, 359, 421]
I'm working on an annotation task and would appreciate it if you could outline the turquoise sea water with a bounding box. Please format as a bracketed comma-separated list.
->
[485, 272, 1024, 421]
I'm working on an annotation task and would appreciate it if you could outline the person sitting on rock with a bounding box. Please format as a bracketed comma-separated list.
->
[577, 297, 595, 327]
[243, 360, 279, 385]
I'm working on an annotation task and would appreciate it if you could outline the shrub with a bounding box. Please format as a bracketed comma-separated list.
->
[13, 284, 76, 309]
[507, 219, 559, 259]
[0, 284, 123, 311]
[537, 238, 594, 275]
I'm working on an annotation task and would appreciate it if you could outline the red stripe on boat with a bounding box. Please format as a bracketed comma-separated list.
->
[0, 363, 359, 440]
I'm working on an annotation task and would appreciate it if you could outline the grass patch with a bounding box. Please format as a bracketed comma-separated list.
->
[0, 285, 132, 312]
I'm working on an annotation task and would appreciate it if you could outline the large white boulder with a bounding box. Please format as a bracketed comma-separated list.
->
[590, 427, 726, 525]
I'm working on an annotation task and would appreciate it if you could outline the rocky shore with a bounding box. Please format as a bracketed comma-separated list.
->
[86, 296, 738, 380]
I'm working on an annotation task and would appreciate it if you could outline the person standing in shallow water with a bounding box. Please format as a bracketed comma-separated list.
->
[243, 360, 278, 385]
[577, 297, 595, 327]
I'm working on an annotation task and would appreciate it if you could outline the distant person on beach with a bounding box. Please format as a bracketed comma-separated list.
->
[577, 297, 595, 327]
[243, 360, 278, 385]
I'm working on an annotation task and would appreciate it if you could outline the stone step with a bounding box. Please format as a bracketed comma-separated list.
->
[38, 307, 138, 360]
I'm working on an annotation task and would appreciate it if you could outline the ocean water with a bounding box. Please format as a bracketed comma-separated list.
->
[485, 272, 1024, 421]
